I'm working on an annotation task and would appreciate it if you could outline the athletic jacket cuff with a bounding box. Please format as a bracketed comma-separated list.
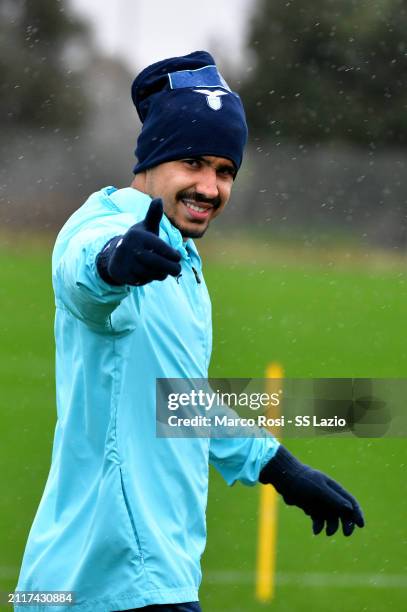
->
[96, 235, 123, 286]
[259, 445, 304, 488]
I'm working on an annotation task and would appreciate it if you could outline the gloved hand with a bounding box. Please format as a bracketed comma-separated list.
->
[259, 445, 365, 536]
[96, 198, 181, 286]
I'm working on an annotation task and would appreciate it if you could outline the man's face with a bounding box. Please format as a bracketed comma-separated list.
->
[141, 156, 236, 239]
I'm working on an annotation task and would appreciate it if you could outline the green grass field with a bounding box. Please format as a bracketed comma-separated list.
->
[0, 237, 406, 611]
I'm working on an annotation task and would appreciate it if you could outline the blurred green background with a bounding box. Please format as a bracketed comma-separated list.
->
[0, 236, 406, 611]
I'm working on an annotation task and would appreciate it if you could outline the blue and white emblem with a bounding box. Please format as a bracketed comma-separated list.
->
[193, 88, 228, 111]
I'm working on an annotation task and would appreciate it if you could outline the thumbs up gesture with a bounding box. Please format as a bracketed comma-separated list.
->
[96, 198, 182, 286]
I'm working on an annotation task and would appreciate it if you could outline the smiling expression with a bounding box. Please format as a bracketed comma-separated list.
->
[132, 156, 236, 239]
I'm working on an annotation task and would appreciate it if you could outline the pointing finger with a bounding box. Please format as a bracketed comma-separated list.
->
[140, 233, 182, 262]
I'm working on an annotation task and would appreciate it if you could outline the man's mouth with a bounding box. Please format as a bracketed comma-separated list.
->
[181, 198, 213, 220]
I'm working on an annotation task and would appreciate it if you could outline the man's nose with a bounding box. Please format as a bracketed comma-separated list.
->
[195, 168, 219, 200]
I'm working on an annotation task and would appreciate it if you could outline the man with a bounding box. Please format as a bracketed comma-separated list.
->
[16, 51, 364, 612]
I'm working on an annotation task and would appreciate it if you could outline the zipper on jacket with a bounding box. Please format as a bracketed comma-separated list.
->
[191, 266, 201, 284]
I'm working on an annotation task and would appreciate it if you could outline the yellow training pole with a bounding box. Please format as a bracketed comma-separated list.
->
[255, 362, 284, 603]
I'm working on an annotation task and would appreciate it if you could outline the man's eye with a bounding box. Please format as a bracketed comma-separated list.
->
[219, 168, 236, 179]
[184, 159, 200, 168]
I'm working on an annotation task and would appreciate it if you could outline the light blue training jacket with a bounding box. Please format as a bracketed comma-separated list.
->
[16, 186, 279, 612]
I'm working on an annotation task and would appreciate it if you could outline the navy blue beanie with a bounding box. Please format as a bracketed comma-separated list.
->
[131, 50, 248, 174]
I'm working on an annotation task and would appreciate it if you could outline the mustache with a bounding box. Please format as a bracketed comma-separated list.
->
[178, 190, 221, 209]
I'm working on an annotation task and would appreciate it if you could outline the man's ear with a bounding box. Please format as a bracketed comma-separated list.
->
[131, 171, 147, 193]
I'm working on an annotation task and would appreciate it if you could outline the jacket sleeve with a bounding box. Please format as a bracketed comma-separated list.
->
[52, 213, 136, 332]
[209, 433, 280, 487]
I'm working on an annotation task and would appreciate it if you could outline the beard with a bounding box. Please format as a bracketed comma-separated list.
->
[166, 213, 209, 239]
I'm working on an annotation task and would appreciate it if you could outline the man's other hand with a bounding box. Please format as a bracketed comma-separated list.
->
[259, 445, 365, 536]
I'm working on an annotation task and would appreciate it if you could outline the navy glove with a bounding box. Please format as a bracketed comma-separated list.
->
[96, 198, 181, 286]
[259, 445, 365, 537]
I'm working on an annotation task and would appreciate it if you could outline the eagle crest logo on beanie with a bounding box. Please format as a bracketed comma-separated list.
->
[193, 88, 228, 111]
[132, 52, 248, 173]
